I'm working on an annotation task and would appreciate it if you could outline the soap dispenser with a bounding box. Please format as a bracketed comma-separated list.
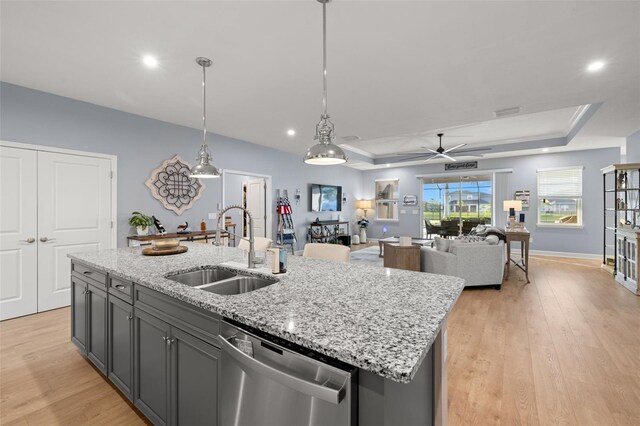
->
[268, 247, 280, 274]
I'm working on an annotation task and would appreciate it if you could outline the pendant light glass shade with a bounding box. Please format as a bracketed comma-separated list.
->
[189, 57, 220, 178]
[304, 0, 347, 165]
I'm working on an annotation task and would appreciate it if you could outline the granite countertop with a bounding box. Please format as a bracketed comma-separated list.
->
[69, 243, 464, 383]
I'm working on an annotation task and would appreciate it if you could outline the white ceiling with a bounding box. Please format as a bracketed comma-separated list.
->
[342, 105, 587, 157]
[2, 1, 639, 168]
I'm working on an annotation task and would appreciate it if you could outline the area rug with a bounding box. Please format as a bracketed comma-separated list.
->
[350, 246, 384, 267]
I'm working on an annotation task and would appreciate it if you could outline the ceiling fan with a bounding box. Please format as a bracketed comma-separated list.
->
[399, 133, 491, 162]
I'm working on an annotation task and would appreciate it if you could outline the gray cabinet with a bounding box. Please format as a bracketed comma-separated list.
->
[171, 327, 220, 426]
[71, 261, 221, 426]
[71, 274, 108, 376]
[71, 277, 87, 352]
[134, 308, 220, 426]
[71, 262, 108, 375]
[134, 308, 170, 426]
[87, 283, 108, 374]
[108, 294, 134, 401]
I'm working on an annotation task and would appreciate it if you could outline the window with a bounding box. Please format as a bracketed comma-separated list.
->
[537, 166, 583, 227]
[375, 179, 399, 221]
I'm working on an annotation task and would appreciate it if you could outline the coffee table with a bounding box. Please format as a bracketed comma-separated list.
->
[378, 237, 432, 257]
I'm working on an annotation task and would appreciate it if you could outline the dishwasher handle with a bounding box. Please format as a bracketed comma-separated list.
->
[218, 334, 347, 405]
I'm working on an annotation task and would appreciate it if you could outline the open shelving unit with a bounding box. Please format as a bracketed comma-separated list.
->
[602, 164, 640, 293]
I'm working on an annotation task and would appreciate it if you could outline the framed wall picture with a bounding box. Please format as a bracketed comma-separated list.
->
[514, 190, 530, 208]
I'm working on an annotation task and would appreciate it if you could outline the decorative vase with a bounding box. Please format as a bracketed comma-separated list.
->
[352, 234, 360, 245]
[360, 228, 367, 243]
[136, 225, 149, 236]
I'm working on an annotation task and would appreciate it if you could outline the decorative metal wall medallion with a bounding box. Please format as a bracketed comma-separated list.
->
[145, 155, 206, 215]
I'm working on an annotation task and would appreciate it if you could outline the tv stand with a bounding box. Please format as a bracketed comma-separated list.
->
[308, 221, 351, 246]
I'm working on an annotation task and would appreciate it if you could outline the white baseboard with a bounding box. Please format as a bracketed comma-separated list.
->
[530, 250, 600, 260]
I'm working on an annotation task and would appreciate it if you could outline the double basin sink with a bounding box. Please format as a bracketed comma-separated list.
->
[165, 266, 277, 296]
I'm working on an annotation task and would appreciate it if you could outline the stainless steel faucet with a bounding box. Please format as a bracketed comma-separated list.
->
[214, 205, 260, 269]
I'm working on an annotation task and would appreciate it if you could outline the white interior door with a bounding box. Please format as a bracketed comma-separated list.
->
[0, 147, 38, 320]
[37, 151, 112, 312]
[246, 178, 266, 238]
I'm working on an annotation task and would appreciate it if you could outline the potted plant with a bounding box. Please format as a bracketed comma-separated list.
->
[129, 211, 153, 236]
[357, 218, 369, 243]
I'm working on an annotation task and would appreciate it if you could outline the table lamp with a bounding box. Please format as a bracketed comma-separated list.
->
[503, 200, 522, 228]
[356, 199, 373, 218]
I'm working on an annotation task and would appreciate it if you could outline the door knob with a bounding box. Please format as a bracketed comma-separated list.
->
[40, 237, 56, 243]
[20, 237, 36, 243]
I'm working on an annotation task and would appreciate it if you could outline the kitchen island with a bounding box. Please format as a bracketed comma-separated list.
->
[69, 243, 464, 426]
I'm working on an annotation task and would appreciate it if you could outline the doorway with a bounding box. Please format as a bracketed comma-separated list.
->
[0, 142, 116, 320]
[421, 174, 493, 238]
[222, 170, 272, 242]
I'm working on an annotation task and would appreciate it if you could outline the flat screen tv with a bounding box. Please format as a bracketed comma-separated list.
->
[310, 184, 342, 212]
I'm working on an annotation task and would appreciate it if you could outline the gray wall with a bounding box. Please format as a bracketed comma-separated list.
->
[627, 129, 640, 163]
[362, 148, 620, 255]
[0, 82, 363, 249]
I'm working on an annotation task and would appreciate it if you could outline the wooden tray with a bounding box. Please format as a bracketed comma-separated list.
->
[142, 245, 188, 256]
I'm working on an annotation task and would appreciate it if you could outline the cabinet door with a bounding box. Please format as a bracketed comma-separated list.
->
[108, 295, 133, 401]
[170, 327, 220, 426]
[87, 283, 108, 374]
[70, 278, 87, 352]
[134, 308, 170, 426]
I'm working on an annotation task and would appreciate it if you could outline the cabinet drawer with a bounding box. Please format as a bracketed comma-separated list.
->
[134, 285, 220, 347]
[109, 276, 133, 303]
[72, 262, 107, 287]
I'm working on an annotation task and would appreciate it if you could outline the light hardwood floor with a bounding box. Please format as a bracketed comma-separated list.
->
[1, 256, 639, 425]
[448, 256, 640, 425]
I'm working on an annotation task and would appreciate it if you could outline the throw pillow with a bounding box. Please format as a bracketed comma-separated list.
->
[458, 235, 485, 243]
[486, 235, 499, 245]
[434, 236, 450, 252]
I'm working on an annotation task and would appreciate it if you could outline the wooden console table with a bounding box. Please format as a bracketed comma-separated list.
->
[505, 228, 530, 283]
[383, 243, 421, 271]
[127, 230, 229, 247]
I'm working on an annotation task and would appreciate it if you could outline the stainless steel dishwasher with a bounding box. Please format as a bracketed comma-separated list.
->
[218, 320, 357, 426]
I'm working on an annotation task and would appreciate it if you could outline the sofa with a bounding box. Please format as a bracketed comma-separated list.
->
[420, 240, 505, 289]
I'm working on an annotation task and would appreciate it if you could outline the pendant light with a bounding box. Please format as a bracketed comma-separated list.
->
[189, 57, 221, 178]
[303, 0, 347, 165]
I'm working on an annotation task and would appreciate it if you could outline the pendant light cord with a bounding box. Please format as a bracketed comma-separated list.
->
[322, 0, 328, 117]
[202, 62, 207, 146]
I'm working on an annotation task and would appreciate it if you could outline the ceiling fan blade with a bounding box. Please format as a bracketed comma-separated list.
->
[397, 154, 432, 161]
[424, 155, 438, 162]
[394, 152, 430, 156]
[427, 149, 439, 154]
[444, 143, 467, 153]
[454, 154, 484, 158]
[441, 153, 456, 162]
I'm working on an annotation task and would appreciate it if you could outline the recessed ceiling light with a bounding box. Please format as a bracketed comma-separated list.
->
[542, 148, 549, 152]
[587, 61, 605, 72]
[386, 164, 391, 168]
[287, 129, 296, 136]
[142, 55, 158, 68]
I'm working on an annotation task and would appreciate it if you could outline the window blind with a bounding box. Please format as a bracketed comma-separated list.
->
[537, 167, 582, 197]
